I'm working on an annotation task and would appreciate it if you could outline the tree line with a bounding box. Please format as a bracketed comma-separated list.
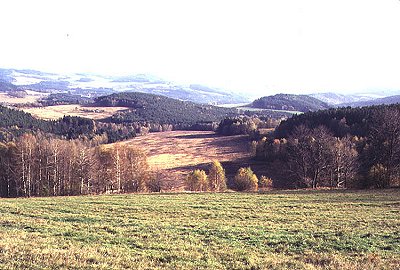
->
[0, 133, 153, 198]
[216, 116, 279, 137]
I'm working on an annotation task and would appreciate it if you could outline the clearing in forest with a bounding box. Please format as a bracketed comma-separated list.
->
[119, 131, 253, 189]
[21, 104, 129, 120]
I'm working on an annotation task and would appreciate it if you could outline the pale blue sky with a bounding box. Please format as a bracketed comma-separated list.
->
[1, 0, 400, 95]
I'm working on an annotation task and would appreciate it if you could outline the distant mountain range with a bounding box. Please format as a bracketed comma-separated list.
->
[309, 92, 400, 107]
[2, 67, 400, 110]
[338, 95, 400, 107]
[0, 68, 249, 105]
[309, 92, 380, 106]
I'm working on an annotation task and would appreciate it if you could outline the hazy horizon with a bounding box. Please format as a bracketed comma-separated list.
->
[1, 0, 400, 96]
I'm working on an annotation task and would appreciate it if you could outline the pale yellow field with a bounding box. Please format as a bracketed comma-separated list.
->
[21, 105, 129, 120]
[117, 131, 253, 190]
[0, 92, 47, 104]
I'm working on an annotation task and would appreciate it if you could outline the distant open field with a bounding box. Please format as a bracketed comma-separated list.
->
[21, 104, 129, 120]
[117, 131, 254, 190]
[0, 190, 398, 269]
[0, 91, 47, 104]
[238, 106, 303, 114]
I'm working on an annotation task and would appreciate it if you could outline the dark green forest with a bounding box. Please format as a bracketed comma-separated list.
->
[251, 93, 330, 112]
[0, 105, 100, 141]
[95, 92, 238, 127]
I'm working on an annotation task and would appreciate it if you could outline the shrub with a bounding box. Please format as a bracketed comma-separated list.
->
[258, 175, 273, 189]
[368, 164, 390, 188]
[186, 169, 208, 191]
[208, 160, 227, 191]
[233, 167, 258, 191]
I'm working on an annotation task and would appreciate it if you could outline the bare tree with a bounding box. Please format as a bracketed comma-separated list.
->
[287, 125, 312, 187]
[368, 107, 400, 187]
[0, 142, 16, 197]
[308, 126, 334, 188]
[14, 134, 38, 197]
[331, 136, 359, 188]
[288, 125, 335, 188]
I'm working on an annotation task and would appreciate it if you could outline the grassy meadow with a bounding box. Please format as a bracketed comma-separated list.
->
[0, 189, 399, 269]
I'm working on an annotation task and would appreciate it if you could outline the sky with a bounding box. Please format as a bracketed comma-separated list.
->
[1, 0, 400, 95]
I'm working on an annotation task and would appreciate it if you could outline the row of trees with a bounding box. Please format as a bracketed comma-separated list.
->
[256, 106, 400, 188]
[0, 133, 151, 197]
[290, 126, 357, 188]
[185, 161, 227, 192]
[216, 116, 279, 137]
[185, 161, 272, 192]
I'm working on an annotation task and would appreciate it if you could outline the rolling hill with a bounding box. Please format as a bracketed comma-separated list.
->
[250, 94, 331, 112]
[94, 92, 238, 125]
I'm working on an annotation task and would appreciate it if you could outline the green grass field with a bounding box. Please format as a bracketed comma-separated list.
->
[0, 190, 399, 269]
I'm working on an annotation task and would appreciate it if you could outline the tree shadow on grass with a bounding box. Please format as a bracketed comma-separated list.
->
[173, 133, 218, 139]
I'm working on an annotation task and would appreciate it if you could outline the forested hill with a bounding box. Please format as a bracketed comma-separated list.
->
[94, 92, 238, 125]
[274, 104, 400, 138]
[0, 80, 19, 92]
[0, 105, 51, 131]
[251, 94, 331, 112]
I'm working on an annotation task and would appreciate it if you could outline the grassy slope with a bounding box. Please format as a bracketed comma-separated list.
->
[0, 190, 399, 269]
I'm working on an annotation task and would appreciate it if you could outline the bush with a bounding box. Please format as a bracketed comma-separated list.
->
[368, 164, 390, 188]
[208, 160, 227, 191]
[186, 169, 208, 191]
[146, 173, 163, 192]
[233, 167, 258, 191]
[258, 175, 273, 189]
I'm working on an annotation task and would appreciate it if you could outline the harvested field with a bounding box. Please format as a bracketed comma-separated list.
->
[118, 131, 255, 190]
[21, 104, 129, 120]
